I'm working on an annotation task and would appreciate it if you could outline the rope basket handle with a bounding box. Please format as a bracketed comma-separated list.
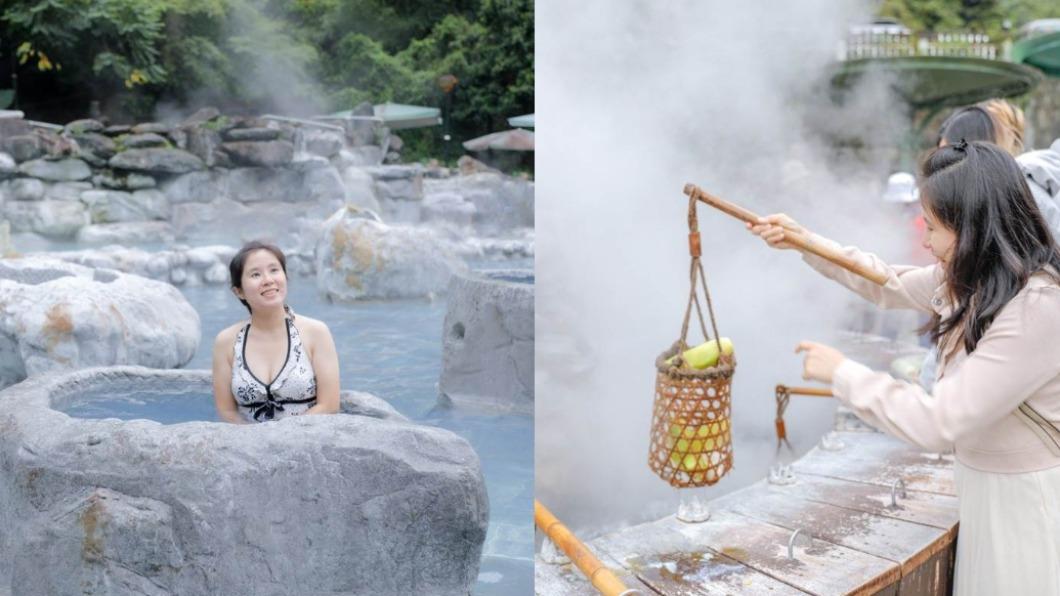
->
[678, 194, 724, 356]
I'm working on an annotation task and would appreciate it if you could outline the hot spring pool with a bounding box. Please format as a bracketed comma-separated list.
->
[62, 276, 534, 596]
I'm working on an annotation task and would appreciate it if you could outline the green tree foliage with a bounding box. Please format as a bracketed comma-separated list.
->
[878, 0, 1056, 39]
[0, 0, 533, 156]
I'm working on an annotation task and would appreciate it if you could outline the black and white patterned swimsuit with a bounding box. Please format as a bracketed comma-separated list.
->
[231, 318, 317, 422]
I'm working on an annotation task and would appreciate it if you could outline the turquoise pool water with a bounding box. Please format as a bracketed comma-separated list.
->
[63, 272, 533, 595]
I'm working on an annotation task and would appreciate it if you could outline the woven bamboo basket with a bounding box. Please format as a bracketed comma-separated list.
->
[648, 195, 735, 488]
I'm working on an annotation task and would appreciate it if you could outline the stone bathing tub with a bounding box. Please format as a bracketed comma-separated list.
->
[440, 269, 534, 415]
[0, 367, 488, 596]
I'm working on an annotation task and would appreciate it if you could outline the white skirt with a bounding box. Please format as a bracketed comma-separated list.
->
[954, 460, 1060, 596]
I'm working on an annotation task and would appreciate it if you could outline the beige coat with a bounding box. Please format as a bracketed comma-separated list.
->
[803, 234, 1060, 473]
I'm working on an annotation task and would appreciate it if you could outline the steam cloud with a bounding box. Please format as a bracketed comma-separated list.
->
[536, 0, 918, 536]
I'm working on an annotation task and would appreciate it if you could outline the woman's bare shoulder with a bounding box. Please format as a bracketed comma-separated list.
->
[213, 321, 247, 346]
[293, 315, 331, 338]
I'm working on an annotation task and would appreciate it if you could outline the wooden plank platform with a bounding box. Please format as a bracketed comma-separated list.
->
[536, 431, 959, 595]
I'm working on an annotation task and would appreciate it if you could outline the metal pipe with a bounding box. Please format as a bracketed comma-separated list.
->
[534, 500, 638, 596]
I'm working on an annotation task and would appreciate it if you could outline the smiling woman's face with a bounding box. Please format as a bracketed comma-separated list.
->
[235, 249, 287, 312]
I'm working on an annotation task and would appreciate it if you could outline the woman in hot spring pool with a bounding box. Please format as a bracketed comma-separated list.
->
[212, 241, 340, 423]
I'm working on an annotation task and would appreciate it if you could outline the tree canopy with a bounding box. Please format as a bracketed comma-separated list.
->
[0, 0, 533, 159]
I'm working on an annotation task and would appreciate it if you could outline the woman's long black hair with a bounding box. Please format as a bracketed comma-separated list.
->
[921, 140, 1060, 359]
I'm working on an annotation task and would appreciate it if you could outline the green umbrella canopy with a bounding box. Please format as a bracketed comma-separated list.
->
[324, 103, 442, 130]
[373, 103, 442, 130]
[463, 129, 535, 152]
[508, 113, 535, 129]
[1013, 20, 1060, 78]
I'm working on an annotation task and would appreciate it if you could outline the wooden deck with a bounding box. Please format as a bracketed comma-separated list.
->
[535, 428, 958, 595]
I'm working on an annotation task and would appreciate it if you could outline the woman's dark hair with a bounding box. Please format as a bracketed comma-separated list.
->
[229, 241, 287, 313]
[936, 106, 996, 148]
[919, 141, 1060, 359]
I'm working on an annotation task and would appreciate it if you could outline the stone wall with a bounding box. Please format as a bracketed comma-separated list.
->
[0, 111, 535, 252]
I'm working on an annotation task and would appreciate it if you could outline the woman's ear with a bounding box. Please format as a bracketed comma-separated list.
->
[231, 286, 244, 300]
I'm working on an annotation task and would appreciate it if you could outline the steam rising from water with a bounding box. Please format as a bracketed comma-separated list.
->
[536, 1, 915, 535]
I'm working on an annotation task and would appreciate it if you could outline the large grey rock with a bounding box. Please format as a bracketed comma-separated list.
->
[223, 127, 280, 142]
[109, 148, 205, 175]
[423, 191, 476, 229]
[122, 132, 168, 149]
[303, 165, 347, 203]
[17, 158, 91, 182]
[103, 125, 132, 136]
[11, 178, 44, 202]
[0, 259, 199, 388]
[338, 146, 384, 167]
[0, 118, 33, 138]
[63, 119, 105, 135]
[130, 122, 171, 135]
[304, 130, 344, 158]
[181, 107, 220, 126]
[161, 170, 227, 203]
[366, 165, 425, 222]
[81, 189, 169, 223]
[72, 132, 117, 158]
[227, 167, 302, 203]
[0, 135, 43, 163]
[0, 153, 15, 179]
[44, 181, 93, 202]
[315, 206, 467, 301]
[183, 128, 223, 167]
[339, 389, 408, 422]
[167, 127, 188, 150]
[425, 172, 534, 234]
[41, 245, 233, 282]
[0, 367, 488, 595]
[440, 271, 534, 414]
[96, 170, 156, 191]
[3, 200, 89, 237]
[76, 222, 176, 246]
[170, 198, 333, 247]
[222, 140, 294, 168]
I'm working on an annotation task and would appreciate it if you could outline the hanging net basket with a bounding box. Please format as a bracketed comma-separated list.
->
[648, 195, 735, 488]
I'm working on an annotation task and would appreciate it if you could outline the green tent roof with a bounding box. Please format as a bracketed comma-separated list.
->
[508, 113, 535, 129]
[374, 103, 442, 129]
[324, 103, 442, 130]
[1014, 30, 1060, 78]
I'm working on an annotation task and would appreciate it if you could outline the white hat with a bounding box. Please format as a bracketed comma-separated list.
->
[882, 172, 919, 204]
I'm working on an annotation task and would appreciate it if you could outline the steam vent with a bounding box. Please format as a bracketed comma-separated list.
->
[536, 411, 959, 595]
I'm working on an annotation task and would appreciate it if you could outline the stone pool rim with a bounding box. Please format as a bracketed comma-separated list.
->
[0, 365, 490, 595]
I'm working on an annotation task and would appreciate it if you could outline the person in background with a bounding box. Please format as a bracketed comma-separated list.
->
[212, 241, 341, 423]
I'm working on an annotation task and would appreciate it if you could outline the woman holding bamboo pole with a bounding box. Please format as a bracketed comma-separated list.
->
[749, 141, 1060, 596]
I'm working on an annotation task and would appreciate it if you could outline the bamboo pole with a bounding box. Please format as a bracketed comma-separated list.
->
[683, 184, 889, 286]
[535, 500, 637, 596]
[777, 384, 834, 398]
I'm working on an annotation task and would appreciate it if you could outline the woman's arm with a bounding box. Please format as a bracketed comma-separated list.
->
[749, 214, 940, 312]
[305, 322, 341, 415]
[212, 330, 246, 424]
[799, 286, 1060, 452]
